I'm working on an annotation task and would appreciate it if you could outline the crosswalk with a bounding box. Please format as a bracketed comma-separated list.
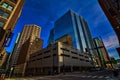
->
[64, 74, 112, 79]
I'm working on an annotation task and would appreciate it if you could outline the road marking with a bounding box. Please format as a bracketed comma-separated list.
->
[92, 76, 97, 78]
[105, 76, 110, 79]
[87, 75, 92, 78]
[98, 76, 104, 78]
[81, 76, 86, 78]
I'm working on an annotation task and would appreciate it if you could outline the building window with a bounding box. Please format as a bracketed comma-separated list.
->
[7, 6, 13, 11]
[1, 3, 13, 11]
[85, 56, 88, 58]
[2, 3, 8, 8]
[0, 10, 9, 19]
[61, 48, 69, 52]
[80, 58, 85, 61]
[105, 0, 111, 9]
[86, 60, 89, 62]
[111, 0, 119, 10]
[109, 8, 117, 16]
[72, 56, 78, 59]
[61, 54, 70, 57]
[37, 58, 42, 60]
[0, 10, 4, 16]
[71, 51, 78, 55]
[117, 18, 120, 24]
[44, 55, 51, 59]
[79, 54, 83, 57]
[3, 13, 9, 19]
[0, 22, 4, 27]
[105, 0, 117, 16]
[44, 50, 50, 54]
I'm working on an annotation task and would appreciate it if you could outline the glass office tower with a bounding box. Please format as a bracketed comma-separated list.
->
[48, 10, 95, 53]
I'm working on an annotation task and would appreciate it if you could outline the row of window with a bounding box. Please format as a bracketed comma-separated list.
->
[30, 57, 89, 63]
[60, 54, 89, 62]
[0, 22, 4, 27]
[105, 0, 118, 16]
[111, 0, 120, 10]
[61, 48, 89, 58]
[0, 2, 13, 28]
[1, 2, 13, 11]
[30, 54, 57, 62]
[31, 48, 57, 58]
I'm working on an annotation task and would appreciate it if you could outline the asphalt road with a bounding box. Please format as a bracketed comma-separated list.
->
[6, 70, 117, 80]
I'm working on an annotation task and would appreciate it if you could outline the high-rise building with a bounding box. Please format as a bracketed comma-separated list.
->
[14, 37, 43, 76]
[93, 37, 112, 68]
[48, 10, 95, 53]
[48, 29, 54, 44]
[0, 0, 25, 54]
[11, 25, 41, 67]
[98, 0, 120, 44]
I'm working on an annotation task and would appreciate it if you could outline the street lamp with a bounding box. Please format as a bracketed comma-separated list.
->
[9, 67, 13, 78]
[62, 50, 65, 75]
[52, 49, 55, 75]
[50, 46, 55, 75]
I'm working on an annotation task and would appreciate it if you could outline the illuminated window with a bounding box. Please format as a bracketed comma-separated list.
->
[2, 3, 8, 8]
[0, 22, 4, 27]
[8, 6, 13, 11]
[1, 3, 13, 11]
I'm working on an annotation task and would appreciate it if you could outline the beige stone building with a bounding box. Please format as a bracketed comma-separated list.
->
[11, 25, 41, 67]
[25, 42, 93, 76]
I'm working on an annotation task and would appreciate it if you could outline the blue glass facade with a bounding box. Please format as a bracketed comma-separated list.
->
[48, 10, 95, 53]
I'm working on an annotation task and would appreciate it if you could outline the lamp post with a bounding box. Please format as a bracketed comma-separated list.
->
[52, 49, 54, 75]
[63, 50, 65, 75]
[51, 46, 54, 75]
[9, 67, 13, 78]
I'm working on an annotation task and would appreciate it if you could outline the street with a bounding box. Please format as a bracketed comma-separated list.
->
[6, 70, 115, 80]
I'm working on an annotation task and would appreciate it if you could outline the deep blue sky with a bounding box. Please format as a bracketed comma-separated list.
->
[7, 0, 120, 59]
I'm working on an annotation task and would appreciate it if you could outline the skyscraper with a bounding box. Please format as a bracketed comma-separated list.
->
[0, 0, 25, 54]
[93, 37, 111, 68]
[14, 37, 43, 76]
[48, 10, 95, 53]
[11, 25, 41, 67]
[98, 0, 120, 44]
